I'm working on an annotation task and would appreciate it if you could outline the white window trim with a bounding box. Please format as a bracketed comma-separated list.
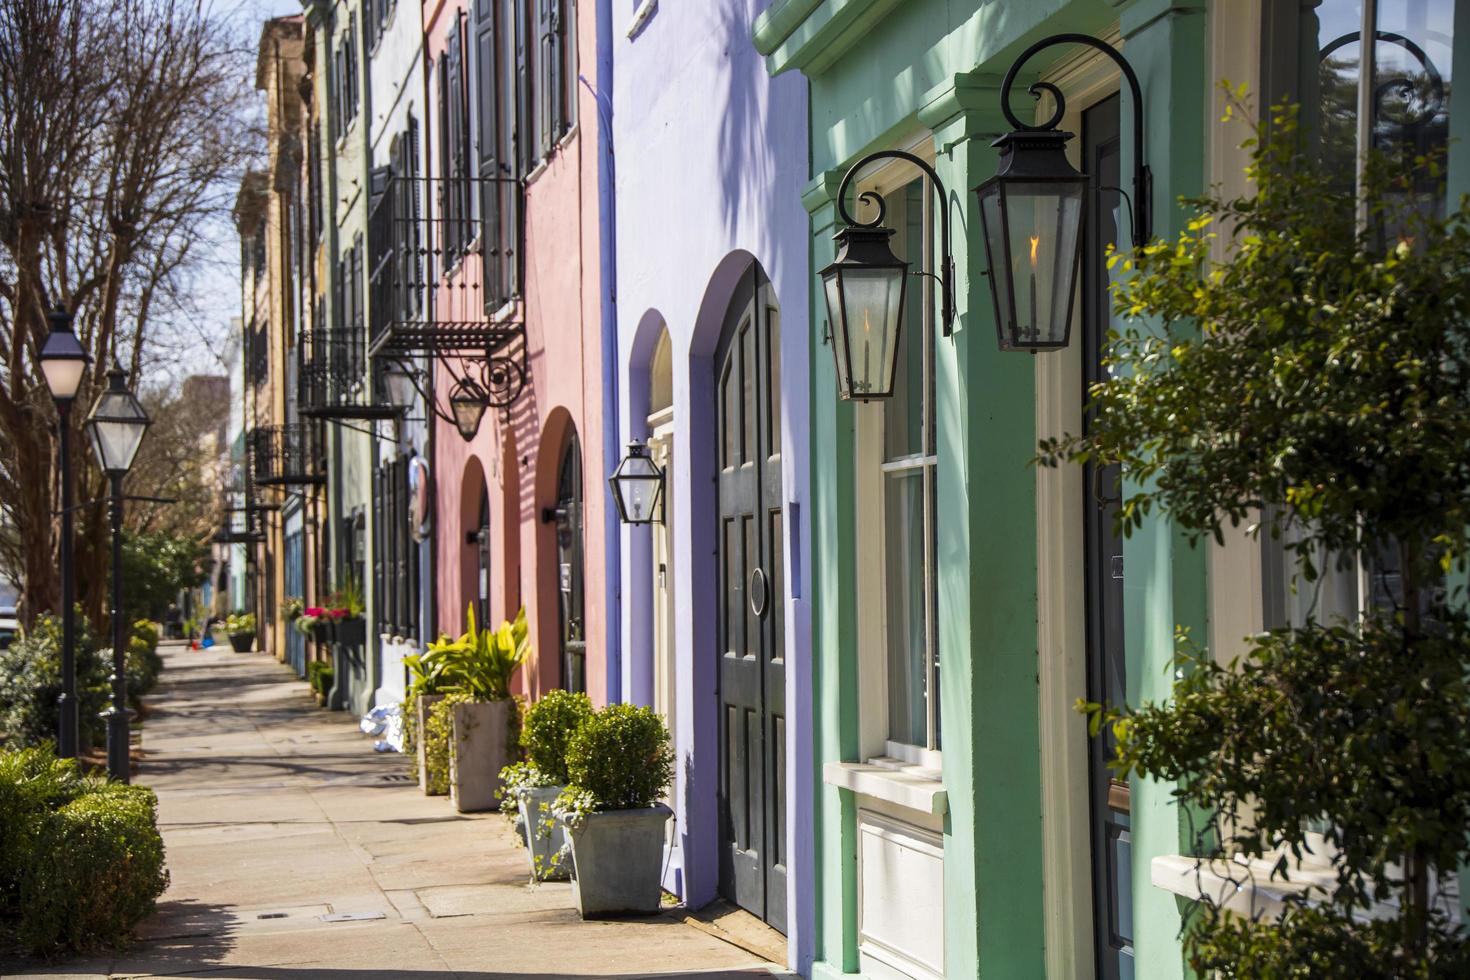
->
[848, 134, 943, 776]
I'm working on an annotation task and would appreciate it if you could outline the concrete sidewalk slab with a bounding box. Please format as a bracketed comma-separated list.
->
[1, 642, 791, 980]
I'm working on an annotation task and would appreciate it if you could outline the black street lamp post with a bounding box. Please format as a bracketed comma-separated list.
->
[38, 305, 91, 758]
[84, 362, 151, 782]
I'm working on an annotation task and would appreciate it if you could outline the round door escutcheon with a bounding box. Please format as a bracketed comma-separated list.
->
[749, 567, 768, 617]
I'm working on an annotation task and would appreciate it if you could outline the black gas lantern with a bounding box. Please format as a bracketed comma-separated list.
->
[608, 440, 663, 525]
[974, 130, 1088, 351]
[448, 377, 488, 441]
[820, 151, 956, 401]
[976, 33, 1152, 352]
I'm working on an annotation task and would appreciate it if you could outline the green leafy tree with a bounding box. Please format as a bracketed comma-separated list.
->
[117, 530, 209, 622]
[1042, 103, 1470, 973]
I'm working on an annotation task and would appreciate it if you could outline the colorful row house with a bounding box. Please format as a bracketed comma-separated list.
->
[229, 0, 1465, 976]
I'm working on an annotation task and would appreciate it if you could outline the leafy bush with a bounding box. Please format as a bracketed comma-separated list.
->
[562, 703, 673, 813]
[423, 692, 472, 796]
[126, 620, 163, 704]
[1048, 102, 1470, 970]
[0, 747, 169, 956]
[224, 612, 255, 634]
[119, 531, 208, 621]
[519, 689, 593, 786]
[0, 613, 109, 751]
[306, 660, 333, 698]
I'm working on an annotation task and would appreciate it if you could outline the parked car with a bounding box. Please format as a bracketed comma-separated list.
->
[0, 606, 18, 650]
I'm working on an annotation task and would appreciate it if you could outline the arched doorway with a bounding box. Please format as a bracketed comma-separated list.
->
[715, 261, 785, 933]
[475, 482, 491, 626]
[554, 431, 586, 693]
[647, 329, 675, 743]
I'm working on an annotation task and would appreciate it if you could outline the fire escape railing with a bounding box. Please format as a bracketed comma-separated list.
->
[299, 328, 398, 421]
[250, 422, 327, 487]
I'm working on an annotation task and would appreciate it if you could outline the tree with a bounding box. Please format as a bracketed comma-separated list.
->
[1043, 104, 1470, 974]
[118, 530, 208, 623]
[0, 0, 256, 626]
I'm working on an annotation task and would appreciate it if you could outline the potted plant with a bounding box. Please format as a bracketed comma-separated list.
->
[225, 612, 255, 653]
[283, 596, 304, 622]
[326, 578, 367, 648]
[403, 641, 459, 795]
[295, 607, 332, 643]
[555, 704, 675, 917]
[435, 604, 529, 813]
[500, 689, 594, 881]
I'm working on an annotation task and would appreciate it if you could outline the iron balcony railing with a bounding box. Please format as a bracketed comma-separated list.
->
[366, 174, 524, 357]
[298, 328, 398, 421]
[250, 423, 326, 487]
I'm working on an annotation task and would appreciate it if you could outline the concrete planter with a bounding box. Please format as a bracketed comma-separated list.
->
[517, 785, 570, 881]
[563, 804, 672, 917]
[449, 699, 513, 813]
[415, 694, 445, 795]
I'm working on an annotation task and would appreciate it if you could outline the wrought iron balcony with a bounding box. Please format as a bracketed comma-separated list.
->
[298, 328, 399, 421]
[213, 506, 265, 544]
[250, 423, 326, 487]
[366, 175, 524, 359]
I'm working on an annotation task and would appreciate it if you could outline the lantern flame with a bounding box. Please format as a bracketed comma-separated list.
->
[1030, 234, 1040, 266]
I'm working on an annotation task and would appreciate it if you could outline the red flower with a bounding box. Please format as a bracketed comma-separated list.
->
[304, 607, 325, 618]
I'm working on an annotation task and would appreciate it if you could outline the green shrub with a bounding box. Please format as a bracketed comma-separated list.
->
[0, 613, 109, 751]
[126, 620, 163, 703]
[225, 611, 255, 634]
[0, 747, 169, 956]
[563, 703, 673, 812]
[520, 689, 593, 786]
[423, 692, 471, 796]
[306, 660, 334, 697]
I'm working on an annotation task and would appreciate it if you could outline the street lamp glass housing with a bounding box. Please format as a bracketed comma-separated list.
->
[974, 130, 1087, 351]
[39, 306, 91, 402]
[382, 358, 417, 411]
[84, 363, 150, 475]
[449, 378, 488, 441]
[608, 441, 663, 525]
[819, 225, 908, 400]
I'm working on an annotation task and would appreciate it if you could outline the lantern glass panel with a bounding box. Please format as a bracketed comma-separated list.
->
[613, 453, 662, 523]
[821, 273, 852, 399]
[1001, 181, 1085, 348]
[451, 392, 486, 440]
[87, 390, 148, 473]
[977, 183, 1013, 338]
[838, 267, 905, 399]
[41, 358, 87, 401]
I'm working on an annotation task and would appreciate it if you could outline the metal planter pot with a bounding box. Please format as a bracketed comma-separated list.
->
[227, 632, 254, 653]
[563, 804, 672, 917]
[517, 784, 570, 881]
[333, 616, 366, 648]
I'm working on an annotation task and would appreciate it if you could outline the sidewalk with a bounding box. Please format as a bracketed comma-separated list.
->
[3, 642, 789, 980]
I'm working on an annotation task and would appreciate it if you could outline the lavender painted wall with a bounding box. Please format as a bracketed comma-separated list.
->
[612, 1, 811, 970]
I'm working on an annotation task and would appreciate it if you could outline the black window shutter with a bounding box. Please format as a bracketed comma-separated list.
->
[473, 0, 500, 306]
[516, 0, 532, 174]
[537, 0, 552, 157]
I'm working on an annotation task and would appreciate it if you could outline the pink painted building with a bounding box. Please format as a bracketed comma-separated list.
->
[421, 0, 609, 703]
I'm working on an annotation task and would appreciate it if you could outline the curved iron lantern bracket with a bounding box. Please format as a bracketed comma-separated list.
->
[1320, 30, 1446, 133]
[833, 149, 957, 336]
[384, 350, 527, 439]
[1000, 33, 1152, 247]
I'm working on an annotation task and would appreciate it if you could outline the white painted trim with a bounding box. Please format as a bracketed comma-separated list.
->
[856, 810, 947, 980]
[625, 0, 658, 39]
[1033, 40, 1122, 980]
[824, 759, 947, 815]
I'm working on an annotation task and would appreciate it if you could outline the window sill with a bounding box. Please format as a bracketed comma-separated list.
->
[823, 758, 947, 816]
[1151, 853, 1460, 924]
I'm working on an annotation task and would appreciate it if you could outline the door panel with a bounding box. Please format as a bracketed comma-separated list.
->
[716, 264, 786, 934]
[1083, 94, 1134, 980]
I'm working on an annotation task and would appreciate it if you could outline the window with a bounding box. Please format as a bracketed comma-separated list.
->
[375, 454, 421, 636]
[536, 0, 575, 155]
[1262, 0, 1457, 620]
[473, 0, 521, 309]
[335, 14, 360, 137]
[856, 174, 940, 756]
[366, 0, 394, 53]
[439, 16, 473, 260]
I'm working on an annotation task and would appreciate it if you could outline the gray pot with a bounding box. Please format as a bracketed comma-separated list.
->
[449, 699, 513, 813]
[415, 694, 445, 795]
[517, 785, 570, 881]
[563, 804, 672, 917]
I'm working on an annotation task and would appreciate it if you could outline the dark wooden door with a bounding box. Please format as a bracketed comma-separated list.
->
[1083, 94, 1134, 980]
[715, 263, 786, 934]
